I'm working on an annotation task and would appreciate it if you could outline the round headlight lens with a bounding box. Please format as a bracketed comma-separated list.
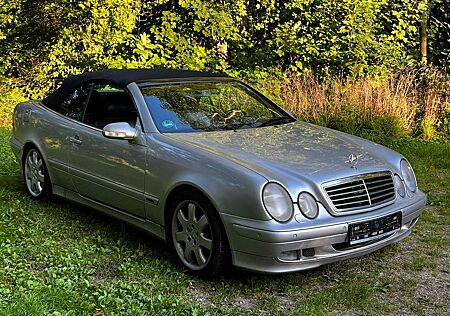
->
[262, 183, 293, 222]
[394, 174, 406, 197]
[400, 159, 417, 192]
[298, 192, 319, 219]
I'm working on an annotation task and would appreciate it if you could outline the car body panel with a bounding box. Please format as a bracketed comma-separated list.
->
[144, 133, 270, 224]
[165, 120, 390, 182]
[12, 101, 76, 191]
[68, 122, 147, 219]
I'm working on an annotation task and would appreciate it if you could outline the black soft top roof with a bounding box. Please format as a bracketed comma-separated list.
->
[42, 68, 228, 108]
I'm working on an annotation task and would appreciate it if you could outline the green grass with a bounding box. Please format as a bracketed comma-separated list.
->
[0, 127, 449, 315]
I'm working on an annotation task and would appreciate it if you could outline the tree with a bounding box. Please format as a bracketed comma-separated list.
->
[420, 0, 428, 65]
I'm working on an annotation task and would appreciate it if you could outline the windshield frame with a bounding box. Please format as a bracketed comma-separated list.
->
[137, 78, 295, 133]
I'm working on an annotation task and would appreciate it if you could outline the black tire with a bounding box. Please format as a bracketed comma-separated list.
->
[22, 147, 52, 200]
[166, 191, 229, 277]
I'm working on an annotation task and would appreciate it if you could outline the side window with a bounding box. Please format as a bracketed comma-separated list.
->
[56, 85, 90, 121]
[82, 84, 138, 130]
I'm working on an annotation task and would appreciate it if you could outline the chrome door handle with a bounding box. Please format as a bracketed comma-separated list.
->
[69, 136, 82, 145]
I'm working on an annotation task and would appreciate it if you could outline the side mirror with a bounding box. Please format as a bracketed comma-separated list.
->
[102, 122, 136, 140]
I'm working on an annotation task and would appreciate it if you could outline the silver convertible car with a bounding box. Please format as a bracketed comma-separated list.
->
[10, 69, 426, 276]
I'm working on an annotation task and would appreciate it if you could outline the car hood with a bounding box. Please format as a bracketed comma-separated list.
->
[164, 121, 394, 184]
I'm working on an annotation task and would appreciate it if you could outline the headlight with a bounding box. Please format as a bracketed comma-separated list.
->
[400, 159, 417, 192]
[298, 192, 319, 219]
[262, 183, 293, 222]
[394, 174, 406, 197]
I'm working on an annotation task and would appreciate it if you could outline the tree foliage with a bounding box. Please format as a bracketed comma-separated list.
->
[429, 0, 450, 68]
[0, 0, 449, 96]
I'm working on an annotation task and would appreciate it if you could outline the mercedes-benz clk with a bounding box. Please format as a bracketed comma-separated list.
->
[10, 69, 427, 276]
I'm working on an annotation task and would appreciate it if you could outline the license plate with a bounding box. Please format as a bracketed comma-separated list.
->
[348, 212, 402, 245]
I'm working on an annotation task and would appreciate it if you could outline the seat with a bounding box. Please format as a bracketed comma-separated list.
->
[103, 103, 137, 127]
[83, 91, 137, 129]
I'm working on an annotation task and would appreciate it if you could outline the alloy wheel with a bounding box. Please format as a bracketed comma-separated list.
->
[24, 149, 45, 197]
[171, 201, 213, 270]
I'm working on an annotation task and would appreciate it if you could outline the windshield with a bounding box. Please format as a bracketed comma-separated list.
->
[140, 81, 294, 133]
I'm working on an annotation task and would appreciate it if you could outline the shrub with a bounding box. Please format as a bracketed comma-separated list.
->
[0, 79, 26, 126]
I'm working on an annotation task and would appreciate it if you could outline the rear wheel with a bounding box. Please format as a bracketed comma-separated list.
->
[23, 148, 51, 199]
[167, 191, 229, 277]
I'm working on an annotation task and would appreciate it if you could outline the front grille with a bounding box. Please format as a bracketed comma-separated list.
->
[324, 172, 395, 214]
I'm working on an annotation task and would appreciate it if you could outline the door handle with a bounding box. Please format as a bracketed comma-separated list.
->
[69, 136, 82, 145]
[23, 109, 31, 122]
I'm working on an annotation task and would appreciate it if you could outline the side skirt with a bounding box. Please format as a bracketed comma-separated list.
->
[52, 184, 166, 241]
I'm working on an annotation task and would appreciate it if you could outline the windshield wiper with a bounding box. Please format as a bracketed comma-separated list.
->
[258, 116, 296, 127]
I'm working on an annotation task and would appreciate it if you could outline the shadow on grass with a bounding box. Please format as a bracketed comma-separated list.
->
[0, 173, 170, 262]
[0, 174, 22, 191]
[0, 174, 322, 283]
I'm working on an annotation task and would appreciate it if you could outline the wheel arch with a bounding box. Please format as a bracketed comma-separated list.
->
[163, 182, 230, 246]
[21, 141, 53, 180]
[22, 141, 39, 159]
[22, 141, 48, 165]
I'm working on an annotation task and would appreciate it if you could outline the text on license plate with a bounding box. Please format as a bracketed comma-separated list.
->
[348, 212, 402, 245]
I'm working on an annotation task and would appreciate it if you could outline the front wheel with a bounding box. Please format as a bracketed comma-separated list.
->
[168, 192, 229, 277]
[23, 148, 51, 199]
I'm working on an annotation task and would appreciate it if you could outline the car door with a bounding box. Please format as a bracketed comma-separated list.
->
[39, 84, 92, 191]
[67, 83, 147, 218]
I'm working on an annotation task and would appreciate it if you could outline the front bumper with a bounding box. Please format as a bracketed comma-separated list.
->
[220, 192, 427, 274]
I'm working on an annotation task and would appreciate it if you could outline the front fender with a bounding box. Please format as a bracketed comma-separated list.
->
[144, 133, 271, 226]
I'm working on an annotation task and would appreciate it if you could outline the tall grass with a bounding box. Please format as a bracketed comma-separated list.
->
[261, 69, 450, 142]
[420, 69, 450, 140]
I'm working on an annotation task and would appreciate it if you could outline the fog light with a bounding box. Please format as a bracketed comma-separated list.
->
[301, 248, 316, 258]
[278, 250, 299, 261]
[409, 217, 419, 228]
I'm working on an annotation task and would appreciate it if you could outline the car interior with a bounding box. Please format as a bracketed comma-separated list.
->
[83, 88, 138, 129]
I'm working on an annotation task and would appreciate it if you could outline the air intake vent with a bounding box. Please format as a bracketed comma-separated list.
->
[324, 172, 395, 214]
